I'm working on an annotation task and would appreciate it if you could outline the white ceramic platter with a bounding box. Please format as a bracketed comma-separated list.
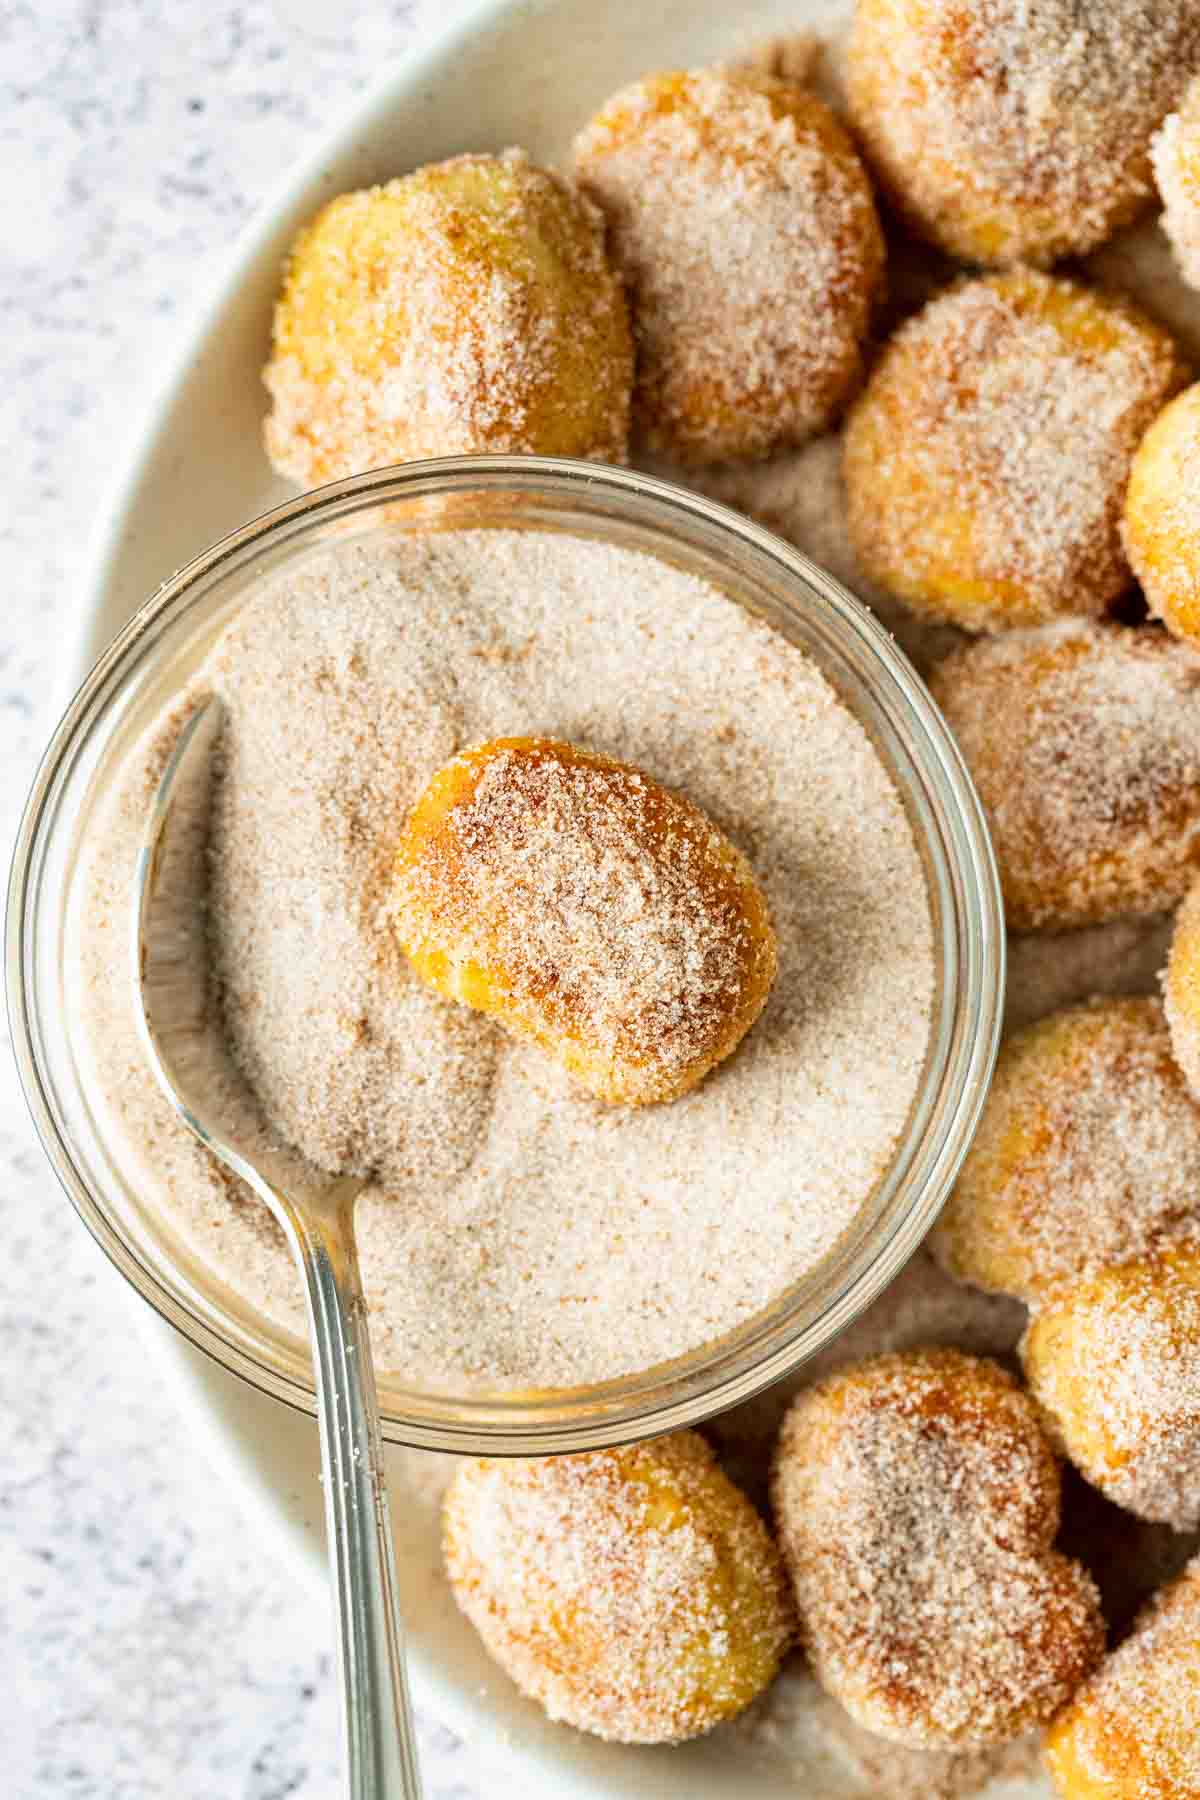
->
[69, 0, 1094, 1793]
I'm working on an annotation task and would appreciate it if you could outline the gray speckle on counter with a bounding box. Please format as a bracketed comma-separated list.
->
[2, 3, 497, 1794]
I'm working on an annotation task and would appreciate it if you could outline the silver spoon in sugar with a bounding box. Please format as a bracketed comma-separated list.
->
[132, 694, 422, 1800]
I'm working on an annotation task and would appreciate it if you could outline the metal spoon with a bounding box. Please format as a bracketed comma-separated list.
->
[132, 695, 422, 1800]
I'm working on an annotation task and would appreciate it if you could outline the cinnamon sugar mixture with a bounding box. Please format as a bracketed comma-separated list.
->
[76, 527, 933, 1389]
[640, 435, 966, 676]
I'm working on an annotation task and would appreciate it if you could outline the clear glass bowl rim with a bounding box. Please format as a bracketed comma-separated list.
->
[6, 455, 1005, 1454]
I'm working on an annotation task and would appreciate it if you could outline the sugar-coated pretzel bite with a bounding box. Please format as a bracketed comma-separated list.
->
[1045, 1558, 1200, 1799]
[390, 737, 777, 1106]
[1154, 74, 1200, 293]
[574, 67, 884, 464]
[847, 0, 1200, 267]
[772, 1348, 1104, 1748]
[263, 150, 633, 484]
[843, 271, 1187, 634]
[928, 622, 1200, 930]
[442, 1430, 794, 1744]
[1166, 873, 1200, 1101]
[1021, 1252, 1200, 1531]
[1125, 381, 1200, 651]
[931, 999, 1200, 1303]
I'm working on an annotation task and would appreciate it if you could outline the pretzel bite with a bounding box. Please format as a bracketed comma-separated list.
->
[1045, 1558, 1200, 1798]
[263, 151, 633, 483]
[772, 1348, 1104, 1747]
[932, 1000, 1200, 1303]
[928, 622, 1200, 930]
[1022, 1253, 1200, 1530]
[442, 1431, 794, 1743]
[843, 272, 1187, 633]
[390, 737, 776, 1105]
[574, 68, 884, 464]
[1125, 382, 1200, 649]
[1166, 874, 1200, 1100]
[847, 0, 1200, 266]
[1154, 74, 1200, 292]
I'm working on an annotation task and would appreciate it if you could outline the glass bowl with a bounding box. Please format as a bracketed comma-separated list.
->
[7, 456, 1004, 1455]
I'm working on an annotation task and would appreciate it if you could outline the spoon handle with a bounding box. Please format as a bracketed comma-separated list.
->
[292, 1210, 423, 1800]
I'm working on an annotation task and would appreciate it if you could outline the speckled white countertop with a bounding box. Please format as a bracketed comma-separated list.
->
[4, 4, 496, 1794]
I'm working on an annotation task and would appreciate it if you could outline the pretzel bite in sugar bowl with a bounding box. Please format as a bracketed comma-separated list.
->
[843, 271, 1187, 634]
[772, 1348, 1104, 1748]
[263, 150, 633, 484]
[389, 736, 777, 1106]
[442, 1431, 794, 1744]
[574, 67, 884, 465]
[846, 0, 1200, 266]
[928, 622, 1200, 930]
[1021, 1253, 1200, 1531]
